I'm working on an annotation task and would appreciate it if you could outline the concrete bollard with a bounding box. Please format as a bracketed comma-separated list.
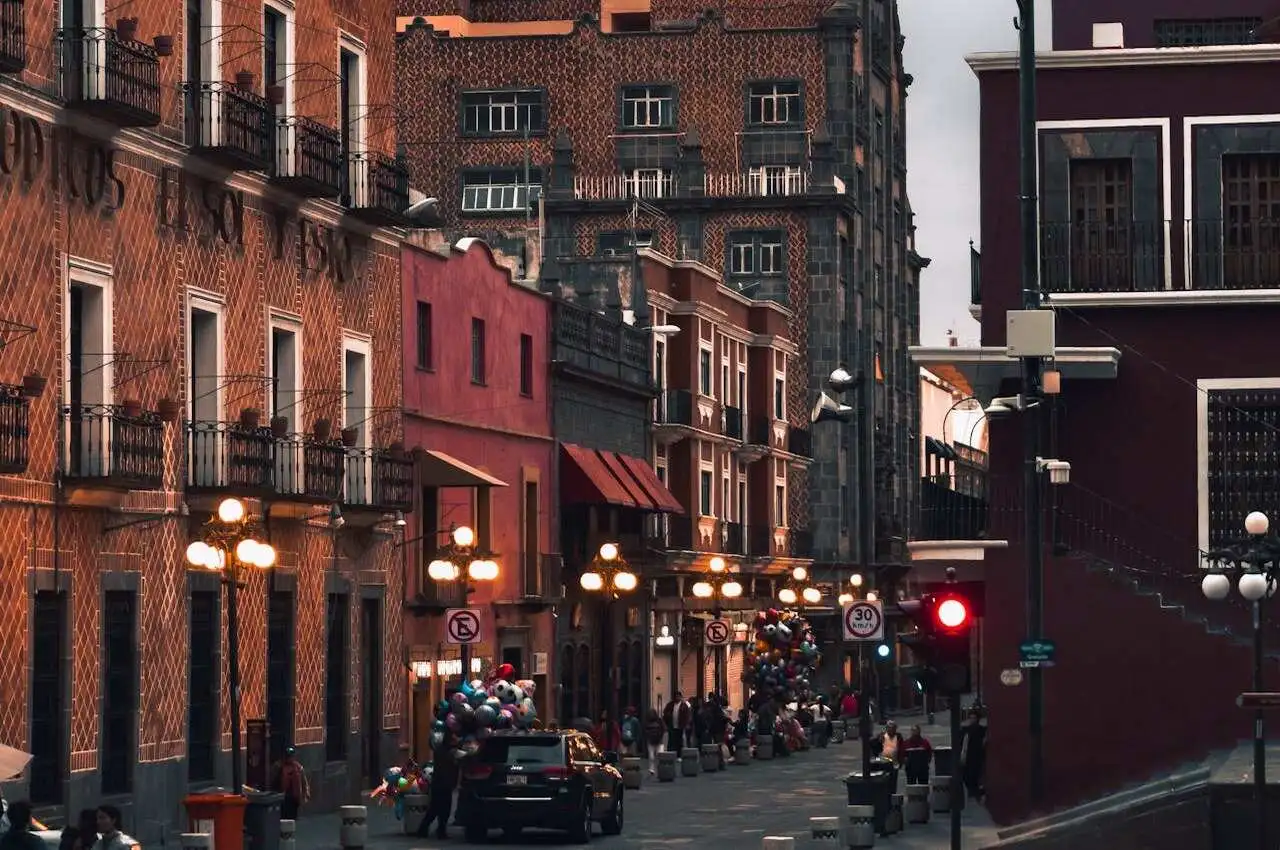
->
[657, 750, 678, 782]
[733, 738, 751, 765]
[810, 816, 841, 843]
[279, 820, 296, 850]
[700, 744, 720, 772]
[904, 784, 930, 824]
[680, 747, 701, 776]
[929, 776, 952, 814]
[622, 757, 644, 789]
[762, 837, 795, 850]
[402, 794, 428, 836]
[885, 794, 904, 835]
[339, 805, 368, 849]
[831, 720, 846, 744]
[755, 734, 774, 760]
[844, 805, 876, 849]
[180, 836, 212, 850]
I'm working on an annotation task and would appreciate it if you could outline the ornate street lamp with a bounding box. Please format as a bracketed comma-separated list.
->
[579, 543, 637, 719]
[185, 497, 277, 796]
[778, 565, 822, 606]
[426, 525, 499, 676]
[692, 555, 744, 603]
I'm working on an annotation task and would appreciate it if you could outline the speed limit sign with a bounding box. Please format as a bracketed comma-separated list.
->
[842, 601, 884, 642]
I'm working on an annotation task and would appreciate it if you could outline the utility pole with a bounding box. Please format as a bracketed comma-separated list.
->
[1016, 0, 1046, 805]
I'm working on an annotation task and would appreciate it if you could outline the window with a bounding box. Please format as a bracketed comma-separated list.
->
[699, 348, 712, 395]
[29, 592, 66, 805]
[263, 4, 290, 113]
[774, 483, 787, 527]
[774, 376, 786, 420]
[720, 362, 729, 404]
[519, 333, 534, 397]
[415, 301, 433, 369]
[1155, 17, 1261, 46]
[343, 338, 370, 447]
[728, 231, 784, 277]
[737, 370, 747, 417]
[461, 168, 542, 214]
[737, 479, 747, 527]
[339, 40, 365, 196]
[625, 168, 673, 199]
[188, 589, 218, 783]
[188, 295, 222, 423]
[471, 318, 487, 385]
[747, 81, 802, 126]
[325, 592, 350, 762]
[1222, 154, 1280, 289]
[621, 85, 675, 129]
[102, 589, 137, 795]
[700, 470, 713, 516]
[522, 481, 540, 595]
[269, 318, 301, 432]
[598, 230, 653, 255]
[749, 165, 804, 197]
[1064, 158, 1135, 291]
[1205, 386, 1280, 548]
[462, 90, 546, 136]
[654, 339, 666, 390]
[66, 263, 112, 477]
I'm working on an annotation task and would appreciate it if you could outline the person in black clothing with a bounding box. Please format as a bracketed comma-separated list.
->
[959, 708, 988, 801]
[688, 696, 707, 747]
[418, 747, 459, 839]
[730, 709, 750, 745]
[1, 802, 47, 850]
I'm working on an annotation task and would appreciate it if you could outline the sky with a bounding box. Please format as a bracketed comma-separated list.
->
[899, 0, 1043, 346]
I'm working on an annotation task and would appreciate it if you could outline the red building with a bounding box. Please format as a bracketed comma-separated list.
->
[401, 237, 560, 755]
[915, 2, 1280, 822]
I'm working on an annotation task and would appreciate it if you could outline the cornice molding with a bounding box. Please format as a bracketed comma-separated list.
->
[967, 44, 1280, 74]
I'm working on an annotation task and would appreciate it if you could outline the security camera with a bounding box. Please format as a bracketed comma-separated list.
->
[1037, 458, 1071, 485]
[983, 396, 1020, 418]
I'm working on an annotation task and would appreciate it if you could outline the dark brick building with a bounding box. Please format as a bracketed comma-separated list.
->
[394, 0, 922, 614]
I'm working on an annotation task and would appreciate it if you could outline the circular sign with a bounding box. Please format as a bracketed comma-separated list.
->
[705, 619, 730, 646]
[1000, 668, 1024, 687]
[843, 601, 883, 640]
[446, 609, 481, 644]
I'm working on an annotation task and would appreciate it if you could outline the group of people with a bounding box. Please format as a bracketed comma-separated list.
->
[586, 693, 734, 775]
[0, 802, 130, 850]
[870, 708, 988, 801]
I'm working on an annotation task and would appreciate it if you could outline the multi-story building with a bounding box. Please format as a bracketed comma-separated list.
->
[0, 0, 409, 831]
[399, 236, 561, 745]
[394, 0, 923, 598]
[915, 0, 1280, 821]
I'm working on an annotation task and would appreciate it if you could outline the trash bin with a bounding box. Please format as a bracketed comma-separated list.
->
[845, 760, 895, 835]
[244, 792, 283, 850]
[933, 745, 954, 778]
[184, 793, 249, 850]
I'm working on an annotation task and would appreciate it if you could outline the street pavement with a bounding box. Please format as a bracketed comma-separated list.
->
[290, 714, 1001, 850]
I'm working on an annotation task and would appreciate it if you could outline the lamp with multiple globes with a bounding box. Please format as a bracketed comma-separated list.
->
[693, 555, 743, 602]
[579, 543, 638, 595]
[777, 564, 822, 606]
[427, 525, 499, 586]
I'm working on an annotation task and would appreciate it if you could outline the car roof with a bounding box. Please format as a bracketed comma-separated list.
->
[490, 729, 576, 739]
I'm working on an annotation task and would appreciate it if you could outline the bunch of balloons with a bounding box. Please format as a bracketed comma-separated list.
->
[743, 608, 820, 706]
[369, 759, 429, 819]
[429, 662, 540, 757]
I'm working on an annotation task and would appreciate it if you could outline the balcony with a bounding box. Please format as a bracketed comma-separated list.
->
[574, 172, 678, 201]
[748, 526, 813, 559]
[347, 151, 411, 226]
[521, 553, 563, 605]
[786, 426, 812, 458]
[406, 576, 468, 615]
[723, 406, 743, 441]
[63, 405, 164, 495]
[268, 434, 345, 515]
[1, 0, 25, 74]
[183, 81, 274, 171]
[343, 447, 414, 515]
[653, 388, 694, 445]
[569, 170, 811, 201]
[552, 299, 651, 393]
[915, 474, 997, 541]
[59, 28, 160, 127]
[272, 116, 343, 198]
[654, 516, 753, 555]
[705, 170, 809, 198]
[722, 520, 746, 556]
[0, 385, 29, 473]
[187, 421, 275, 497]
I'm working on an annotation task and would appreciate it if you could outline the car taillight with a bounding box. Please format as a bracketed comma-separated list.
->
[463, 765, 493, 781]
[542, 766, 571, 779]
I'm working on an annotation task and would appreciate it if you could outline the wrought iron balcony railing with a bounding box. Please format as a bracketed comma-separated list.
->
[343, 447, 413, 511]
[748, 525, 812, 559]
[187, 421, 275, 495]
[723, 406, 743, 440]
[64, 404, 164, 489]
[722, 520, 746, 556]
[0, 385, 29, 473]
[272, 434, 345, 502]
[786, 426, 812, 458]
[58, 28, 160, 127]
[346, 151, 411, 226]
[747, 415, 772, 447]
[915, 474, 1001, 541]
[655, 389, 694, 427]
[523, 553, 563, 600]
[183, 81, 274, 171]
[272, 116, 343, 198]
[0, 0, 25, 74]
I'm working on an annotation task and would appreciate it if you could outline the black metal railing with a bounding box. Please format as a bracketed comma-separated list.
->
[187, 421, 274, 494]
[970, 242, 981, 305]
[64, 405, 164, 488]
[343, 447, 413, 511]
[523, 553, 563, 599]
[58, 28, 160, 127]
[0, 385, 29, 473]
[665, 516, 697, 550]
[1040, 220, 1166, 293]
[723, 520, 746, 555]
[0, 0, 25, 73]
[747, 415, 773, 447]
[183, 82, 274, 171]
[552, 300, 651, 390]
[916, 474, 1010, 541]
[347, 151, 410, 225]
[1195, 217, 1280, 290]
[723, 406, 743, 440]
[273, 116, 343, 198]
[786, 426, 811, 458]
[272, 435, 344, 502]
[656, 389, 694, 427]
[786, 528, 814, 558]
[746, 525, 811, 559]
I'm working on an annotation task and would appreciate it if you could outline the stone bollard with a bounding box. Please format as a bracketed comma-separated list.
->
[810, 816, 841, 843]
[402, 794, 428, 836]
[831, 720, 846, 744]
[680, 747, 701, 777]
[622, 757, 644, 790]
[755, 734, 774, 760]
[844, 805, 876, 849]
[657, 750, 678, 782]
[339, 805, 368, 849]
[279, 820, 296, 850]
[885, 794, 904, 835]
[733, 738, 751, 765]
[180, 835, 212, 850]
[929, 776, 952, 814]
[762, 837, 795, 850]
[700, 744, 720, 772]
[904, 784, 930, 824]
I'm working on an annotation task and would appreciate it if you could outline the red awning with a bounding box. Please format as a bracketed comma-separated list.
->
[599, 451, 658, 510]
[561, 444, 637, 508]
[618, 454, 685, 514]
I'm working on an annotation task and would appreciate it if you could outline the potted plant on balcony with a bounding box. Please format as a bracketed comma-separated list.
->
[312, 418, 332, 441]
[341, 427, 359, 447]
[122, 398, 143, 418]
[115, 17, 139, 42]
[153, 34, 174, 56]
[20, 372, 46, 399]
[156, 397, 180, 422]
[239, 407, 261, 430]
[235, 70, 255, 92]
[270, 416, 289, 438]
[266, 84, 286, 106]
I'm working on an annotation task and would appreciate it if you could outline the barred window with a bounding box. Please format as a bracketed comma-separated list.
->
[1206, 388, 1280, 549]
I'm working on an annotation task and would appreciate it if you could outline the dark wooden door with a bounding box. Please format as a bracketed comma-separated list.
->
[1222, 153, 1280, 288]
[1069, 158, 1135, 291]
[29, 592, 65, 804]
[267, 590, 295, 765]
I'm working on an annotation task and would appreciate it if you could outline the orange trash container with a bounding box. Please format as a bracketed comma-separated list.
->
[183, 793, 249, 850]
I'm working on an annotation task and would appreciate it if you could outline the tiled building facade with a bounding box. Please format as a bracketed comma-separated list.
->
[0, 0, 408, 833]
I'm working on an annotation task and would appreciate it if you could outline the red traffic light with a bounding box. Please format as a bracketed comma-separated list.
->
[933, 596, 971, 631]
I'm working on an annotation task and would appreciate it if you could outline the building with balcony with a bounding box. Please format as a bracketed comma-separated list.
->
[917, 1, 1280, 823]
[0, 0, 408, 833]
[400, 237, 562, 743]
[394, 0, 923, 595]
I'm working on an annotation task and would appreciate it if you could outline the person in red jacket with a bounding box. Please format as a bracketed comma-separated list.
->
[593, 710, 623, 753]
[839, 690, 860, 722]
[901, 723, 934, 785]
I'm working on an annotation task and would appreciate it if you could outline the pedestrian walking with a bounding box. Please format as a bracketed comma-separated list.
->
[0, 802, 45, 850]
[643, 708, 665, 774]
[689, 696, 707, 747]
[810, 696, 833, 748]
[662, 692, 690, 752]
[59, 811, 99, 850]
[901, 723, 933, 785]
[620, 707, 642, 756]
[418, 746, 458, 839]
[839, 689, 859, 724]
[90, 806, 130, 850]
[959, 708, 988, 802]
[593, 710, 623, 753]
[875, 719, 903, 764]
[274, 746, 310, 821]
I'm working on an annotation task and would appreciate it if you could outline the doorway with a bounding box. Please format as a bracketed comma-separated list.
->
[360, 596, 383, 786]
[267, 589, 295, 764]
[29, 592, 65, 804]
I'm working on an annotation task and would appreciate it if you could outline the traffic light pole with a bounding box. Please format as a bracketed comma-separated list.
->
[950, 696, 962, 850]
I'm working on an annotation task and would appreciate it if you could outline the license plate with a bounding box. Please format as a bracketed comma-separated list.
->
[507, 774, 527, 785]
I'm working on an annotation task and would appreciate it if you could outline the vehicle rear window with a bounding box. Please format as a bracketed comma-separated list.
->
[479, 738, 566, 765]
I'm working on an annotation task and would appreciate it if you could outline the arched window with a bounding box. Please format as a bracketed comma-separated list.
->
[559, 644, 575, 723]
[575, 644, 591, 720]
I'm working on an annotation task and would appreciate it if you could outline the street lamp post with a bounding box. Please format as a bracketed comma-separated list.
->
[692, 556, 744, 694]
[427, 525, 499, 684]
[185, 497, 278, 796]
[1201, 510, 1280, 850]
[580, 543, 638, 721]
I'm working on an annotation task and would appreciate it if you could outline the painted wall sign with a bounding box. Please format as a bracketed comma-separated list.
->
[299, 217, 359, 284]
[158, 167, 245, 245]
[0, 105, 125, 212]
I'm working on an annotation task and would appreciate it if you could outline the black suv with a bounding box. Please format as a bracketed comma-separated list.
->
[457, 730, 624, 843]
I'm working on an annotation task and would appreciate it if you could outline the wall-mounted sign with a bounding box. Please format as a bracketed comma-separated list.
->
[299, 217, 359, 284]
[158, 167, 244, 245]
[1, 105, 125, 212]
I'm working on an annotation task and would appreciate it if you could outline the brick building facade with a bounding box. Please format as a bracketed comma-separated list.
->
[394, 0, 922, 606]
[0, 0, 409, 833]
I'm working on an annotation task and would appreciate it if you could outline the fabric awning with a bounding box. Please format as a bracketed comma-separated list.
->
[617, 454, 685, 514]
[417, 449, 508, 488]
[560, 443, 684, 513]
[598, 451, 658, 509]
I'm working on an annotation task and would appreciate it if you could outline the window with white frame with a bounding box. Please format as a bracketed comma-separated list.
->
[773, 375, 785, 420]
[343, 335, 371, 502]
[698, 347, 713, 396]
[700, 468, 714, 517]
[654, 337, 667, 390]
[339, 34, 366, 200]
[728, 230, 784, 277]
[461, 168, 543, 214]
[721, 470, 730, 518]
[737, 369, 747, 418]
[461, 90, 546, 136]
[621, 85, 675, 129]
[625, 168, 673, 199]
[774, 482, 787, 528]
[747, 81, 802, 126]
[737, 467, 747, 524]
[720, 361, 729, 405]
[263, 1, 293, 115]
[65, 259, 113, 475]
[268, 313, 302, 432]
[187, 291, 225, 487]
[749, 165, 804, 197]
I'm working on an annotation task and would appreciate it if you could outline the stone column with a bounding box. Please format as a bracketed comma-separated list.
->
[844, 805, 876, 849]
[657, 750, 678, 782]
[339, 805, 368, 849]
[904, 784, 930, 823]
[622, 757, 644, 789]
[680, 747, 701, 777]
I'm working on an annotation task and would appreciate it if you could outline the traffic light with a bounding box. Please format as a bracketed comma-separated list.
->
[897, 592, 974, 694]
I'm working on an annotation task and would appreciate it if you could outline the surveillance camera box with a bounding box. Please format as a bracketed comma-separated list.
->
[1006, 310, 1056, 358]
